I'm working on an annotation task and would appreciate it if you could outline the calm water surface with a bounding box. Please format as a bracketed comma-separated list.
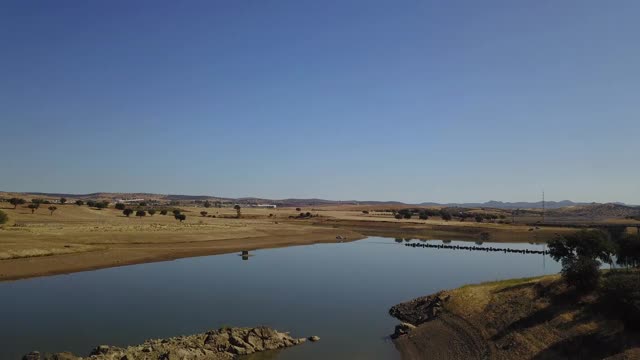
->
[0, 237, 560, 359]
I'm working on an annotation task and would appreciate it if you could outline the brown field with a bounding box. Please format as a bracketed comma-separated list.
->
[0, 202, 629, 281]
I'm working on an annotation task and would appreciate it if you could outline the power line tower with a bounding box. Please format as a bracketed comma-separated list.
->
[542, 190, 545, 223]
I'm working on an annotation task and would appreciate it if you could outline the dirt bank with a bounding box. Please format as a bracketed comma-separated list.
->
[390, 276, 640, 359]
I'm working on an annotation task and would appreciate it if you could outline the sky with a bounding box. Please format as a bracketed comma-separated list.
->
[1, 0, 639, 204]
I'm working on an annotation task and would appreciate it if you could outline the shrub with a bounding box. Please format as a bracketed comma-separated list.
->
[115, 203, 126, 210]
[395, 214, 402, 220]
[9, 198, 26, 209]
[200, 211, 208, 217]
[75, 200, 84, 206]
[599, 272, 640, 329]
[475, 215, 483, 223]
[148, 209, 156, 216]
[0, 210, 8, 224]
[175, 214, 186, 222]
[204, 201, 211, 208]
[48, 206, 57, 215]
[136, 210, 146, 218]
[160, 210, 168, 215]
[419, 212, 429, 220]
[561, 257, 601, 292]
[123, 209, 133, 217]
[441, 213, 452, 221]
[59, 198, 67, 204]
[172, 209, 181, 216]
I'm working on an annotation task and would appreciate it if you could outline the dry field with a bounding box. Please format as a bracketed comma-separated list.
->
[0, 202, 624, 281]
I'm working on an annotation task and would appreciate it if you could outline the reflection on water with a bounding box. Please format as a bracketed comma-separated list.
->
[0, 237, 561, 359]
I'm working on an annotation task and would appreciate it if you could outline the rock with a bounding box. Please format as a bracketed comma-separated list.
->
[22, 351, 40, 360]
[389, 291, 449, 325]
[309, 336, 320, 342]
[24, 326, 308, 360]
[391, 322, 416, 339]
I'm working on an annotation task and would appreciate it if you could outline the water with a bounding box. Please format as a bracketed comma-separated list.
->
[0, 237, 560, 359]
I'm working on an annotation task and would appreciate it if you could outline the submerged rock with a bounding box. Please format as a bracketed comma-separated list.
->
[24, 326, 309, 360]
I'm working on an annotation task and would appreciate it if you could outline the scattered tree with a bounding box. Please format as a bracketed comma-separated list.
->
[175, 214, 186, 222]
[75, 200, 85, 206]
[28, 203, 39, 214]
[123, 209, 133, 217]
[0, 210, 8, 224]
[48, 206, 57, 215]
[548, 230, 616, 292]
[418, 212, 429, 220]
[296, 208, 301, 212]
[172, 209, 181, 216]
[148, 209, 156, 216]
[86, 200, 97, 207]
[160, 210, 168, 215]
[139, 202, 147, 207]
[9, 198, 26, 209]
[475, 215, 484, 223]
[204, 201, 211, 208]
[441, 213, 452, 221]
[136, 210, 146, 218]
[234, 204, 241, 218]
[115, 203, 126, 210]
[362, 210, 369, 214]
[95, 201, 109, 209]
[60, 197, 67, 204]
[200, 211, 208, 217]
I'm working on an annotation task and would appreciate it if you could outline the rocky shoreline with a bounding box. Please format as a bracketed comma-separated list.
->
[23, 326, 319, 360]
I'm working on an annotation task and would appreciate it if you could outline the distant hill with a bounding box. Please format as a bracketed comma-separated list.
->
[548, 203, 640, 218]
[0, 191, 635, 211]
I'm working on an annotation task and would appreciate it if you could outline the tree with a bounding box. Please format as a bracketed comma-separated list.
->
[613, 234, 640, 268]
[86, 200, 97, 207]
[75, 200, 84, 206]
[475, 215, 483, 223]
[60, 197, 67, 204]
[28, 203, 39, 214]
[139, 202, 147, 207]
[175, 214, 186, 222]
[115, 203, 126, 210]
[296, 207, 301, 212]
[441, 213, 452, 221]
[0, 210, 8, 224]
[418, 211, 429, 220]
[95, 201, 108, 209]
[173, 209, 181, 216]
[160, 210, 168, 215]
[148, 209, 156, 216]
[200, 211, 208, 217]
[204, 201, 211, 208]
[136, 210, 146, 218]
[48, 206, 57, 215]
[123, 209, 133, 217]
[548, 230, 616, 292]
[9, 198, 25, 209]
[395, 214, 403, 220]
[234, 205, 241, 218]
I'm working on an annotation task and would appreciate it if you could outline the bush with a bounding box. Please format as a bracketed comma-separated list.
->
[561, 256, 601, 292]
[475, 215, 483, 223]
[0, 210, 8, 224]
[200, 211, 208, 217]
[441, 213, 452, 221]
[160, 210, 168, 215]
[136, 210, 146, 218]
[148, 209, 156, 216]
[115, 203, 126, 210]
[175, 214, 186, 222]
[418, 212, 429, 220]
[75, 200, 84, 206]
[599, 272, 640, 329]
[395, 214, 402, 220]
[123, 209, 133, 217]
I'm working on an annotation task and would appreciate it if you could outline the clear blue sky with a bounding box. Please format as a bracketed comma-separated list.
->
[1, 1, 639, 203]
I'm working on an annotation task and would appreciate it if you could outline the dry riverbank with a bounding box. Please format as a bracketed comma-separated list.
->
[390, 275, 640, 359]
[0, 204, 574, 281]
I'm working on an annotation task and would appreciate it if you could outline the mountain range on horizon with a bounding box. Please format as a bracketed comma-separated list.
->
[1, 191, 635, 209]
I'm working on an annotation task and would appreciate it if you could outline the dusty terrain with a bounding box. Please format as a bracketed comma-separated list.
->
[391, 275, 640, 360]
[0, 201, 630, 281]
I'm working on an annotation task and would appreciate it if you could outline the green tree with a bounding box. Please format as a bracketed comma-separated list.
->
[28, 203, 39, 214]
[548, 230, 616, 292]
[234, 205, 241, 218]
[60, 197, 67, 204]
[148, 209, 156, 216]
[175, 214, 186, 222]
[115, 203, 126, 210]
[136, 210, 146, 218]
[9, 198, 26, 209]
[75, 200, 84, 206]
[123, 209, 133, 217]
[48, 206, 57, 215]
